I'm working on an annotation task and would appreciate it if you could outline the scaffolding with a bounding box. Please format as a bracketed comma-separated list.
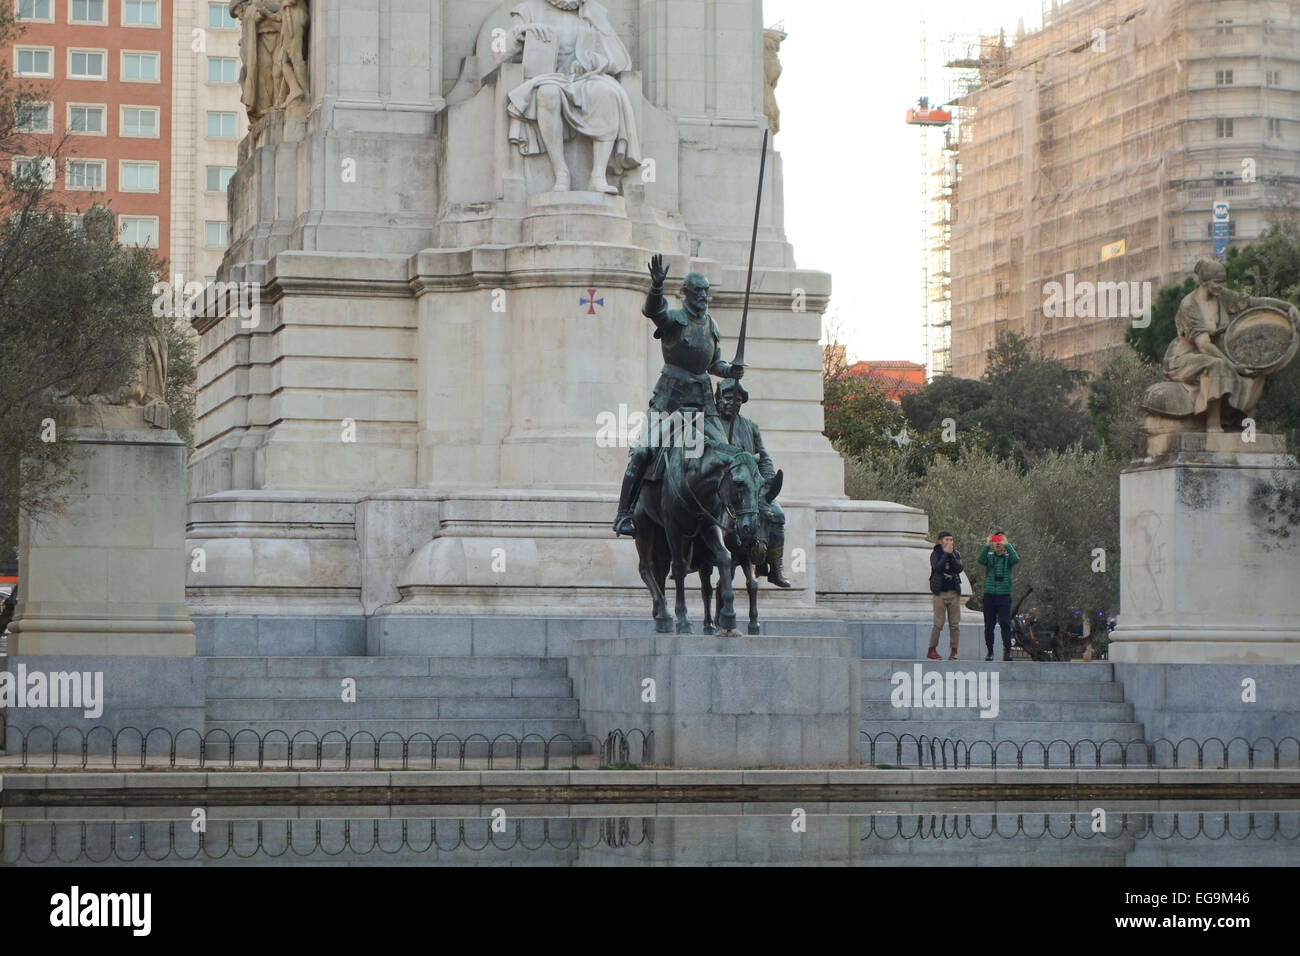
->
[936, 0, 1300, 381]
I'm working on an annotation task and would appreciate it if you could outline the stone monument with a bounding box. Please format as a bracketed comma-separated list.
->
[187, 0, 949, 664]
[7, 290, 201, 748]
[1110, 258, 1300, 737]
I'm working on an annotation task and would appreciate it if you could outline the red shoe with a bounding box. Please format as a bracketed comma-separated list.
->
[926, 647, 941, 660]
[949, 649, 959, 660]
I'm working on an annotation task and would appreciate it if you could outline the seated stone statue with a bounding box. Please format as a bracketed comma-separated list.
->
[505, 0, 642, 194]
[1142, 258, 1300, 432]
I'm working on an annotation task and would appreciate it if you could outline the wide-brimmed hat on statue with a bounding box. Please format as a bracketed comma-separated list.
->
[715, 378, 750, 404]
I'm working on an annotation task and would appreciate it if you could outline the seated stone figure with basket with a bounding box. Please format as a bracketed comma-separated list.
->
[1142, 258, 1300, 435]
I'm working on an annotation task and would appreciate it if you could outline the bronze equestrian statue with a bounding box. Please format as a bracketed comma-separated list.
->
[617, 255, 765, 635]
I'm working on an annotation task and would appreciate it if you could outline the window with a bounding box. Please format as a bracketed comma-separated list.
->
[16, 101, 53, 133]
[1215, 118, 1234, 138]
[1268, 118, 1282, 138]
[1213, 169, 1234, 187]
[12, 157, 55, 188]
[68, 103, 106, 134]
[207, 57, 238, 83]
[1266, 71, 1281, 86]
[122, 52, 160, 82]
[1214, 18, 1233, 35]
[16, 0, 53, 21]
[15, 47, 53, 77]
[205, 165, 235, 192]
[204, 221, 229, 247]
[67, 159, 106, 190]
[208, 2, 237, 28]
[121, 106, 159, 137]
[119, 215, 158, 249]
[66, 213, 85, 235]
[1215, 70, 1233, 85]
[119, 160, 158, 191]
[68, 49, 107, 80]
[206, 111, 237, 138]
[123, 0, 159, 26]
[70, 0, 107, 24]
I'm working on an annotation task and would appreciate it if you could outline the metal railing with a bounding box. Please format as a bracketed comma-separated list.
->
[4, 816, 655, 865]
[860, 811, 1300, 842]
[2, 725, 654, 771]
[860, 732, 1300, 769]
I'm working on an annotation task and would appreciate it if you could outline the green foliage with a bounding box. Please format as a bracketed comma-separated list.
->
[0, 8, 178, 572]
[1087, 351, 1162, 461]
[900, 376, 991, 434]
[821, 374, 906, 458]
[906, 444, 1120, 619]
[1225, 220, 1300, 302]
[166, 316, 198, 448]
[1126, 277, 1191, 365]
[979, 332, 1094, 465]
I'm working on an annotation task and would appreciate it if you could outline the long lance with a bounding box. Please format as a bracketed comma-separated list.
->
[733, 128, 769, 368]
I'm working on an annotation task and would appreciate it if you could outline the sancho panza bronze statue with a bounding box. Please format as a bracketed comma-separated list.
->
[613, 254, 744, 535]
[716, 378, 790, 587]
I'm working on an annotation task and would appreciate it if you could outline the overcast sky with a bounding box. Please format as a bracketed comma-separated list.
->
[762, 0, 1047, 366]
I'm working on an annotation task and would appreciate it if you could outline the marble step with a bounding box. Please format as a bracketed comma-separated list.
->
[205, 656, 570, 678]
[862, 678, 1124, 701]
[206, 675, 573, 699]
[206, 696, 580, 721]
[861, 659, 1116, 682]
[860, 699, 1135, 722]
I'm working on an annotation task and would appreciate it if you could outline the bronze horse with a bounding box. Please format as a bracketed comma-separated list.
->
[633, 437, 764, 635]
[697, 470, 783, 635]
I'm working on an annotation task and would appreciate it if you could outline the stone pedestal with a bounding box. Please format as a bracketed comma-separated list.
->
[1109, 432, 1300, 663]
[185, 0, 950, 647]
[570, 635, 861, 768]
[6, 425, 202, 750]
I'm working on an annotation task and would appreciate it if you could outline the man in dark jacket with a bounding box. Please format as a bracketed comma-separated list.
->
[928, 531, 962, 660]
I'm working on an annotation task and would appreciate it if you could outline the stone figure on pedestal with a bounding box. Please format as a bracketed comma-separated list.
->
[231, 0, 310, 121]
[124, 311, 171, 429]
[505, 0, 642, 194]
[763, 27, 786, 136]
[1142, 258, 1300, 433]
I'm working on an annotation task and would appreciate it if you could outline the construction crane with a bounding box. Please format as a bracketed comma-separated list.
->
[905, 17, 952, 383]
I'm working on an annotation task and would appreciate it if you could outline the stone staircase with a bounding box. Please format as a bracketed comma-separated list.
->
[860, 659, 1145, 765]
[205, 656, 589, 756]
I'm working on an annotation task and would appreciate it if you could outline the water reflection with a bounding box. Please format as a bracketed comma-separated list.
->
[3, 804, 1298, 866]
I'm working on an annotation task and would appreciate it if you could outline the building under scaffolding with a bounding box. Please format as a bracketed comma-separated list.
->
[939, 0, 1300, 381]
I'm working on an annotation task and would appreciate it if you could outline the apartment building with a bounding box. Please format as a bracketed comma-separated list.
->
[9, 0, 245, 283]
[943, 0, 1300, 380]
[12, 0, 173, 251]
[170, 0, 246, 286]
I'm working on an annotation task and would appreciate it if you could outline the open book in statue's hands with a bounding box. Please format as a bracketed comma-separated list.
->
[522, 33, 559, 77]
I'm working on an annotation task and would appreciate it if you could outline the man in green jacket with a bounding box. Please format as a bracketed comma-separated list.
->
[978, 532, 1019, 661]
